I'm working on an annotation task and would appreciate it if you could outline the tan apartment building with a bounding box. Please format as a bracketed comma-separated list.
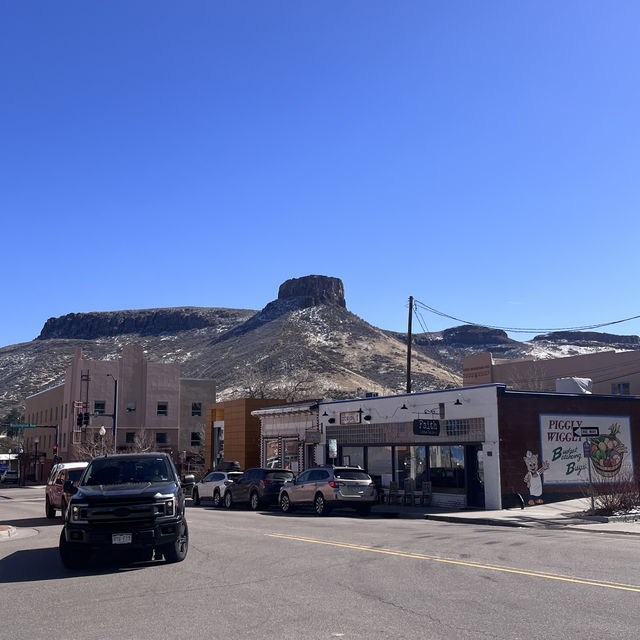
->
[463, 349, 640, 395]
[24, 345, 215, 476]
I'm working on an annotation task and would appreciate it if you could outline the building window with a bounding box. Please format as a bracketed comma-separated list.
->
[284, 439, 299, 472]
[126, 401, 136, 413]
[264, 439, 279, 468]
[191, 432, 201, 447]
[395, 445, 427, 489]
[157, 402, 168, 417]
[342, 446, 364, 469]
[611, 382, 630, 395]
[191, 402, 202, 417]
[366, 446, 393, 487]
[429, 445, 465, 491]
[156, 432, 167, 445]
[94, 401, 106, 416]
[125, 432, 135, 444]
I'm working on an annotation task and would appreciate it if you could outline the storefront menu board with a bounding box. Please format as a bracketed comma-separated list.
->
[539, 414, 633, 485]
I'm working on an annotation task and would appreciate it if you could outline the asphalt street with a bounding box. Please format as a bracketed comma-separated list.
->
[1, 486, 640, 640]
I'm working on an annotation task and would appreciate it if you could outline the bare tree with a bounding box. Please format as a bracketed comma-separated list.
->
[126, 426, 154, 453]
[241, 359, 316, 402]
[72, 429, 113, 461]
[72, 426, 154, 460]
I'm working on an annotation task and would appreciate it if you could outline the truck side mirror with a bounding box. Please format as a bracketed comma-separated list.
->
[63, 480, 77, 495]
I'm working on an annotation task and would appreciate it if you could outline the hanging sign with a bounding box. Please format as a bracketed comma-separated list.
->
[413, 419, 440, 436]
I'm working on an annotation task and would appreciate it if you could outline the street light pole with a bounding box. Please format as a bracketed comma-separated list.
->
[107, 374, 118, 454]
[33, 436, 39, 483]
[99, 425, 106, 456]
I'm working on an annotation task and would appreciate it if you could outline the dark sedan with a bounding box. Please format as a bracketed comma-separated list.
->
[224, 468, 295, 510]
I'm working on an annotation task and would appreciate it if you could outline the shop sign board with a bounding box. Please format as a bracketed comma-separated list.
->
[340, 411, 361, 425]
[413, 419, 440, 436]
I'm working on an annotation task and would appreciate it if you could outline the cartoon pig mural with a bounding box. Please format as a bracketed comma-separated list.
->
[523, 450, 550, 506]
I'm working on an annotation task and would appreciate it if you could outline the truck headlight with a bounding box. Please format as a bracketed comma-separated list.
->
[164, 499, 176, 516]
[71, 504, 88, 522]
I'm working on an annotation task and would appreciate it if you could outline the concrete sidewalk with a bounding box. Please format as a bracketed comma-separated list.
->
[372, 498, 640, 535]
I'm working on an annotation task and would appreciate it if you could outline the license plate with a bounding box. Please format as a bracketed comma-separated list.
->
[112, 533, 132, 545]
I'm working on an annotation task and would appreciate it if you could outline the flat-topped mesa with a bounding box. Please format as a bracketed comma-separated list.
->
[277, 275, 346, 309]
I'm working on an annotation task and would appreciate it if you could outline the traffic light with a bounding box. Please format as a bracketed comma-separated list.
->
[52, 444, 58, 455]
[83, 412, 90, 426]
[76, 413, 83, 427]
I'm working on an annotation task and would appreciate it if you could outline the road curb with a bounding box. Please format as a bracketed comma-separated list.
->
[424, 515, 527, 528]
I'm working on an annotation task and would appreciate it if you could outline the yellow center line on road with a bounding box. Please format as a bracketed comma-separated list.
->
[266, 533, 640, 593]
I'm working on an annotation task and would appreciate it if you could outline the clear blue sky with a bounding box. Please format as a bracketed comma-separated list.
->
[2, 1, 639, 347]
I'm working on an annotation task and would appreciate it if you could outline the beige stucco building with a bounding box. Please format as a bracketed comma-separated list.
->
[463, 349, 640, 395]
[24, 345, 215, 477]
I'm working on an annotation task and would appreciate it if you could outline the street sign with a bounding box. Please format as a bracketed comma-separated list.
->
[413, 419, 440, 436]
[583, 441, 591, 458]
[572, 426, 600, 437]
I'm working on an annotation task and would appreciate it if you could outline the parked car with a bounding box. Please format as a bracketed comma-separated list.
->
[279, 466, 377, 516]
[192, 470, 243, 507]
[59, 452, 190, 569]
[1, 469, 19, 484]
[224, 468, 295, 511]
[45, 461, 89, 519]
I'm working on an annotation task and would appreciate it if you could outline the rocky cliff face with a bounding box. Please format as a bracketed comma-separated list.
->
[36, 307, 255, 340]
[532, 331, 640, 346]
[277, 275, 346, 308]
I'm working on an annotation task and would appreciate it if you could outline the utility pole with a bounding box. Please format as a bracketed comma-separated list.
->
[406, 296, 413, 394]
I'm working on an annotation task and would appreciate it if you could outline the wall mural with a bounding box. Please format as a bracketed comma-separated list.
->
[538, 414, 634, 485]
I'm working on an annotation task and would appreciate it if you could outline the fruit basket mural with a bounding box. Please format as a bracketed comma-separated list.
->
[589, 423, 628, 478]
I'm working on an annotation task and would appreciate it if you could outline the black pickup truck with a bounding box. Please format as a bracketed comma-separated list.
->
[59, 452, 192, 569]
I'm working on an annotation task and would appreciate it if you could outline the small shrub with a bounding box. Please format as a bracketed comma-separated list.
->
[582, 468, 640, 515]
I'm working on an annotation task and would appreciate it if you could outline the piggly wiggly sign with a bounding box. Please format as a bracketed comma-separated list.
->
[539, 414, 633, 485]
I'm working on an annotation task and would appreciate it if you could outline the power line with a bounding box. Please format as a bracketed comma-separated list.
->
[411, 303, 460, 387]
[413, 300, 640, 334]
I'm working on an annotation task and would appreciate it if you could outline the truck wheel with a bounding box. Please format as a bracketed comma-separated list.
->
[45, 497, 56, 519]
[59, 530, 88, 570]
[162, 521, 189, 563]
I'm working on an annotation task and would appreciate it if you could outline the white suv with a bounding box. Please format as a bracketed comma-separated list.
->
[192, 471, 243, 507]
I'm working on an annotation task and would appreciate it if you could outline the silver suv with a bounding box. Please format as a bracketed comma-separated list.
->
[279, 466, 377, 516]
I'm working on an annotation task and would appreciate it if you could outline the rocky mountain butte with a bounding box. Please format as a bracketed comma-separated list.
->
[1, 275, 638, 416]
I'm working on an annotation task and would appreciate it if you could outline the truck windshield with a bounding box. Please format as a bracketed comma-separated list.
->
[83, 457, 171, 485]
